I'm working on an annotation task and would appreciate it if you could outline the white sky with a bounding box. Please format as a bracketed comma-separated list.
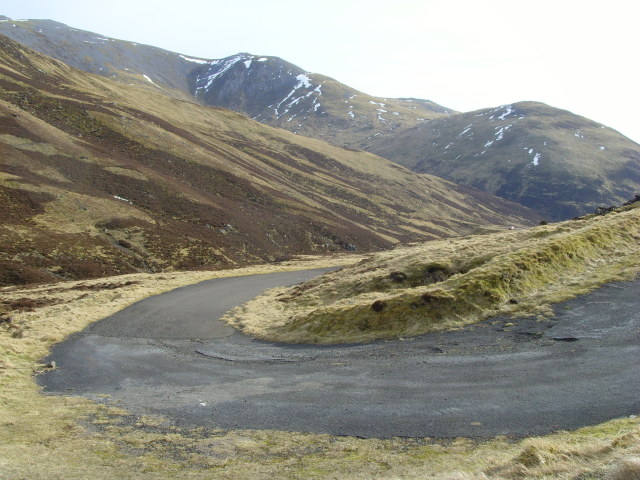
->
[2, 0, 639, 143]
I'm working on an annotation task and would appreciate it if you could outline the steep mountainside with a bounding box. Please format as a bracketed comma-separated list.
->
[188, 52, 451, 147]
[366, 102, 640, 220]
[0, 34, 537, 285]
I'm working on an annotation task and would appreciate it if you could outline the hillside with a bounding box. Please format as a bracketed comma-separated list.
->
[0, 34, 537, 285]
[366, 102, 640, 220]
[2, 17, 638, 221]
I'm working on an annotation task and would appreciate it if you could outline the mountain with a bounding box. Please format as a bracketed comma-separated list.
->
[366, 102, 640, 220]
[0, 18, 451, 148]
[0, 33, 537, 285]
[3, 18, 637, 221]
[187, 52, 451, 147]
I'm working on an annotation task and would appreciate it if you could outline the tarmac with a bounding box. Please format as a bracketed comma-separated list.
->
[38, 268, 640, 438]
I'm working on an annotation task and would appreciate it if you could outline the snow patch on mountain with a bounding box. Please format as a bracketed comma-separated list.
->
[142, 74, 163, 89]
[179, 54, 209, 64]
[523, 147, 541, 166]
[460, 124, 473, 136]
[196, 54, 247, 93]
[498, 105, 513, 120]
[273, 74, 322, 118]
[494, 124, 511, 141]
[113, 195, 133, 204]
[488, 104, 515, 122]
[531, 153, 541, 166]
[296, 74, 312, 88]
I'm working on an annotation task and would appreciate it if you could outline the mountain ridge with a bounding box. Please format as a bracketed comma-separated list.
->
[0, 18, 452, 146]
[2, 16, 638, 220]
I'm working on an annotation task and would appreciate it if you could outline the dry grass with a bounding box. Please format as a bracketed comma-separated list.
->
[1, 221, 639, 478]
[224, 204, 640, 344]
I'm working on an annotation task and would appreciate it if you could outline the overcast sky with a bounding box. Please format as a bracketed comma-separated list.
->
[2, 0, 639, 143]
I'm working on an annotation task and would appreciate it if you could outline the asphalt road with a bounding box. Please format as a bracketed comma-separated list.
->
[39, 269, 640, 438]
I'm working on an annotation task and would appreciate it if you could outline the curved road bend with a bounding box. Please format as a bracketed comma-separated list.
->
[39, 269, 640, 438]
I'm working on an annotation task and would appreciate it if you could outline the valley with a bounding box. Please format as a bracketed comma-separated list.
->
[0, 33, 537, 286]
[0, 14, 638, 480]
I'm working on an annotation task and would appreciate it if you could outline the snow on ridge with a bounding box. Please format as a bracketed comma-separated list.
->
[498, 105, 513, 120]
[257, 57, 268, 62]
[179, 54, 209, 64]
[296, 73, 312, 88]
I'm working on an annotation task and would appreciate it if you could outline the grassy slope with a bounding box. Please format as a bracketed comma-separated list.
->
[1, 257, 639, 479]
[225, 203, 640, 344]
[0, 34, 538, 285]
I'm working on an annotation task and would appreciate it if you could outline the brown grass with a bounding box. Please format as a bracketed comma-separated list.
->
[0, 236, 639, 478]
[224, 204, 640, 344]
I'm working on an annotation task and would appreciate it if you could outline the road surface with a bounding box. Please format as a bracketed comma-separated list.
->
[39, 268, 640, 438]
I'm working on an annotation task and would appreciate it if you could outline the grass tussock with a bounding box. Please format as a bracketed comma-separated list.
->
[224, 204, 640, 344]
[0, 251, 639, 478]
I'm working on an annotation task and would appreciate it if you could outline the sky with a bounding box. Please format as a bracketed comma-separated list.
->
[2, 0, 639, 143]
